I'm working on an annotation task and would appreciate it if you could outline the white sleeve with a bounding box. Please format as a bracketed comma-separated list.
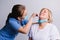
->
[28, 27, 32, 37]
[50, 25, 60, 40]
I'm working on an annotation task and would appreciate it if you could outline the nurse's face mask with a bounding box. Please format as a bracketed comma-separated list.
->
[24, 15, 28, 20]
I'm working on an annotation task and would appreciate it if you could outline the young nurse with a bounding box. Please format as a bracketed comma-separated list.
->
[28, 8, 60, 40]
[0, 4, 37, 40]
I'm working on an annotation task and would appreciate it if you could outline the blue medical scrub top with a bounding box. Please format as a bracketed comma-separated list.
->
[0, 18, 28, 40]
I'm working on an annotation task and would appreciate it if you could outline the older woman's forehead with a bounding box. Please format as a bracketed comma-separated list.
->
[40, 9, 48, 13]
[43, 9, 48, 11]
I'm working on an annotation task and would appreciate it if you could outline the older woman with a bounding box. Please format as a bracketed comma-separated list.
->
[28, 8, 60, 40]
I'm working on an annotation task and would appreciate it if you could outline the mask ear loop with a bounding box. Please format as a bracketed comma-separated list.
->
[24, 15, 28, 20]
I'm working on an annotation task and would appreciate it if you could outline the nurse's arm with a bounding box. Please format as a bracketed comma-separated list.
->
[18, 14, 36, 34]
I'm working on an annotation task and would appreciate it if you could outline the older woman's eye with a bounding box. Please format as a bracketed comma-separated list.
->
[44, 10, 46, 13]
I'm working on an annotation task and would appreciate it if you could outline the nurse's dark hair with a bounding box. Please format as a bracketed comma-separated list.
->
[6, 4, 25, 24]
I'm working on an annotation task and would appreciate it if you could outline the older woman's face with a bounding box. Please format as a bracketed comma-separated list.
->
[39, 9, 49, 20]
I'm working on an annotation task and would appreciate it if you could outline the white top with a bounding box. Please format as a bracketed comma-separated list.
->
[28, 23, 60, 40]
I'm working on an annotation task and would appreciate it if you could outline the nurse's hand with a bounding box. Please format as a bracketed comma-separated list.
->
[30, 13, 39, 24]
[31, 13, 38, 18]
[29, 13, 38, 24]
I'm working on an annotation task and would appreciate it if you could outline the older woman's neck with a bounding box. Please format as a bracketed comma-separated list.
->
[39, 22, 48, 29]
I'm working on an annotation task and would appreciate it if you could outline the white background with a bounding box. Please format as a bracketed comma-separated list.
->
[0, 0, 60, 40]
